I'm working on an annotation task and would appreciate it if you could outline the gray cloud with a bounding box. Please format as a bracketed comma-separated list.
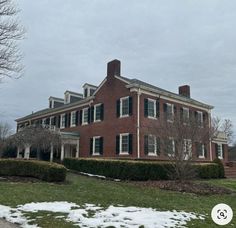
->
[0, 0, 235, 140]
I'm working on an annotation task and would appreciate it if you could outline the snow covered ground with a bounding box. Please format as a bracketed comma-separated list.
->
[0, 201, 204, 228]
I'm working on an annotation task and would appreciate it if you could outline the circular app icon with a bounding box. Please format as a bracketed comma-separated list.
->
[211, 203, 233, 226]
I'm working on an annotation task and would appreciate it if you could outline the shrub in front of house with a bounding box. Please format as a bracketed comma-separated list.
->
[0, 159, 66, 182]
[213, 158, 225, 178]
[64, 158, 222, 180]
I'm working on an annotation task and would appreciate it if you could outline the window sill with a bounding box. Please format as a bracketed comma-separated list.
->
[119, 115, 129, 118]
[147, 116, 157, 120]
[198, 156, 205, 159]
[70, 124, 76, 127]
[119, 152, 129, 155]
[94, 120, 101, 123]
[148, 153, 158, 156]
[60, 126, 65, 129]
[82, 122, 88, 126]
[92, 153, 101, 156]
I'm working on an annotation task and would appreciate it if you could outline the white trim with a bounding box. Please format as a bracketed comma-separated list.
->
[129, 88, 212, 112]
[197, 111, 203, 127]
[120, 96, 130, 117]
[147, 135, 158, 156]
[198, 144, 205, 159]
[217, 143, 223, 160]
[60, 113, 65, 129]
[166, 103, 174, 122]
[42, 118, 47, 126]
[92, 136, 101, 155]
[70, 111, 76, 127]
[115, 75, 130, 84]
[137, 89, 140, 158]
[94, 103, 102, 122]
[119, 133, 129, 155]
[49, 116, 54, 126]
[93, 78, 107, 96]
[82, 108, 89, 125]
[147, 98, 157, 119]
[183, 139, 192, 160]
[167, 137, 175, 157]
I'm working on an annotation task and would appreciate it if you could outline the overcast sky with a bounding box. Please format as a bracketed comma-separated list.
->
[0, 0, 236, 140]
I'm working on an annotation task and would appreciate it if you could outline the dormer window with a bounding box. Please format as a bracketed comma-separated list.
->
[64, 91, 83, 104]
[48, 97, 64, 109]
[83, 83, 98, 98]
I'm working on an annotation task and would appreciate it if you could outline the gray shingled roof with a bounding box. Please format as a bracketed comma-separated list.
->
[16, 75, 213, 122]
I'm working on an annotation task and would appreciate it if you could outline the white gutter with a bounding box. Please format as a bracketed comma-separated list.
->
[137, 88, 141, 159]
[209, 109, 212, 161]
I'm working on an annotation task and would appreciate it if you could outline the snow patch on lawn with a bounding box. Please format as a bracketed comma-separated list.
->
[0, 202, 204, 228]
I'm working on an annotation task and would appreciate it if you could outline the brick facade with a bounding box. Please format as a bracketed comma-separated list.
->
[16, 59, 228, 162]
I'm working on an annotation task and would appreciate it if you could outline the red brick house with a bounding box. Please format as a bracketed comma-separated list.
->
[15, 59, 228, 162]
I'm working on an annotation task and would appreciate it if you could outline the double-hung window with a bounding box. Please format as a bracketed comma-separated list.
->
[183, 139, 192, 160]
[217, 144, 223, 159]
[147, 99, 156, 118]
[120, 133, 129, 154]
[60, 114, 65, 129]
[92, 136, 102, 155]
[145, 135, 160, 156]
[82, 108, 89, 125]
[42, 118, 46, 127]
[197, 143, 206, 158]
[120, 97, 129, 117]
[166, 138, 175, 157]
[196, 111, 203, 127]
[182, 107, 189, 123]
[94, 104, 102, 122]
[70, 111, 76, 127]
[166, 103, 174, 122]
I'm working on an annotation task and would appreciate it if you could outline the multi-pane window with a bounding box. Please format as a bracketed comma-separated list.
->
[93, 137, 101, 155]
[82, 108, 89, 125]
[166, 138, 175, 156]
[42, 118, 47, 126]
[147, 99, 156, 118]
[49, 116, 54, 126]
[217, 144, 223, 159]
[196, 111, 203, 127]
[71, 111, 76, 127]
[183, 139, 192, 159]
[166, 103, 174, 121]
[182, 107, 189, 123]
[120, 97, 129, 117]
[60, 114, 65, 128]
[120, 133, 129, 154]
[197, 143, 205, 158]
[145, 135, 159, 155]
[94, 104, 101, 122]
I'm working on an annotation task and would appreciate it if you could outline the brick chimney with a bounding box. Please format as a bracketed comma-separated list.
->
[107, 59, 121, 78]
[179, 85, 190, 98]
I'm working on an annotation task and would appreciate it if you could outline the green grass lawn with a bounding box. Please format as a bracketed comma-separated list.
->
[0, 173, 235, 228]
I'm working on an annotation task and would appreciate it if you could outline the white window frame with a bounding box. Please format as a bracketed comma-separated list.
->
[147, 98, 156, 119]
[70, 111, 76, 127]
[217, 144, 223, 159]
[60, 114, 65, 129]
[167, 137, 175, 157]
[183, 139, 192, 160]
[198, 144, 205, 159]
[147, 135, 158, 156]
[166, 103, 174, 122]
[94, 103, 102, 122]
[119, 133, 129, 155]
[82, 108, 89, 125]
[42, 118, 47, 126]
[49, 116, 54, 126]
[120, 96, 129, 118]
[182, 107, 189, 123]
[197, 111, 203, 127]
[93, 136, 101, 155]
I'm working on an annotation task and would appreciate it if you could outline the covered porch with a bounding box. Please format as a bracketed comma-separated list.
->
[16, 131, 80, 162]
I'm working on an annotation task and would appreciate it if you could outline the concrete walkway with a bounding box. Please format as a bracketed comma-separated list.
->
[0, 219, 19, 228]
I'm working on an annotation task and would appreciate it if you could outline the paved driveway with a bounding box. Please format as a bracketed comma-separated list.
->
[0, 219, 19, 228]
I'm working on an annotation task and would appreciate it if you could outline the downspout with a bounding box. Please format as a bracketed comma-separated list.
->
[137, 88, 141, 159]
[209, 109, 212, 161]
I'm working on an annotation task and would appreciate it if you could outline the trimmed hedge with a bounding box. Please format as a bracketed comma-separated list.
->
[64, 158, 222, 180]
[0, 159, 66, 182]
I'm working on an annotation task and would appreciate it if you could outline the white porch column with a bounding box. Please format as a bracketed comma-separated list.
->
[50, 144, 54, 162]
[76, 139, 79, 158]
[17, 147, 21, 158]
[24, 145, 30, 159]
[61, 143, 65, 161]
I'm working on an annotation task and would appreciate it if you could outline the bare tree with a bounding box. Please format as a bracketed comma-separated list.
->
[211, 116, 234, 144]
[0, 0, 24, 81]
[0, 121, 12, 155]
[143, 112, 210, 181]
[7, 125, 61, 159]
